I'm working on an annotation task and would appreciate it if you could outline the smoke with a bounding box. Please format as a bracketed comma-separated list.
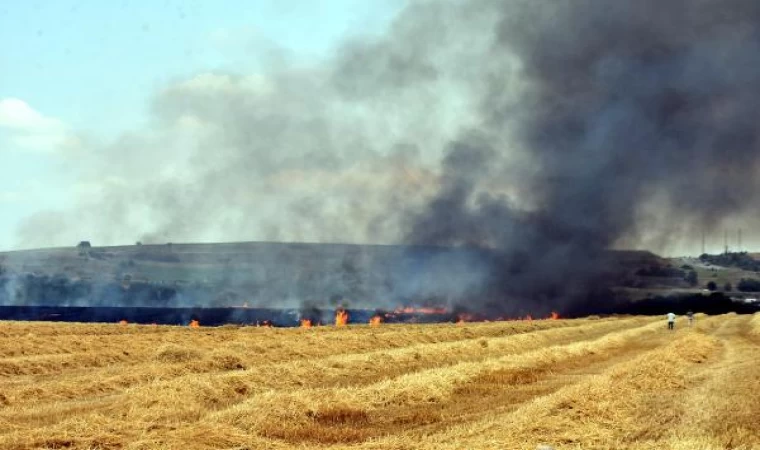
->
[12, 0, 760, 314]
[395, 0, 760, 313]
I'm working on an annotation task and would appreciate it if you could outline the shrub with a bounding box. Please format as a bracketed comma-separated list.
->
[737, 278, 760, 292]
[685, 271, 698, 287]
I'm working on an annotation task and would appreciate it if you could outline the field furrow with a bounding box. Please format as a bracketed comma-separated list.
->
[0, 314, 757, 450]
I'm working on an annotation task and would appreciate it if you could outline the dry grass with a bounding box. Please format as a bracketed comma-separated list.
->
[749, 311, 760, 336]
[0, 314, 757, 449]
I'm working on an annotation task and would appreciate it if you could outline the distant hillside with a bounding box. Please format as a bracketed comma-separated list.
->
[0, 241, 669, 310]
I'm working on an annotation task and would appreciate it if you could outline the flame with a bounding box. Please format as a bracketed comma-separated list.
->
[369, 315, 382, 327]
[301, 319, 312, 328]
[457, 313, 475, 323]
[335, 309, 349, 327]
[456, 313, 473, 325]
[549, 311, 560, 320]
[189, 319, 200, 328]
[119, 319, 128, 326]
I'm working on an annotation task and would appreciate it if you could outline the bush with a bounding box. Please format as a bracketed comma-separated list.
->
[706, 281, 717, 291]
[699, 252, 760, 272]
[636, 265, 685, 278]
[724, 282, 733, 292]
[685, 271, 698, 287]
[738, 278, 760, 292]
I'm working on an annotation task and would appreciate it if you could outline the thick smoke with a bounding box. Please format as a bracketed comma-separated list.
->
[10, 0, 760, 314]
[398, 0, 760, 313]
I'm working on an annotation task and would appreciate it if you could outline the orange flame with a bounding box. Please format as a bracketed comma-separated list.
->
[456, 313, 473, 325]
[335, 309, 349, 327]
[456, 313, 475, 324]
[301, 319, 312, 328]
[189, 319, 200, 328]
[369, 315, 382, 327]
[119, 319, 128, 326]
[549, 311, 560, 320]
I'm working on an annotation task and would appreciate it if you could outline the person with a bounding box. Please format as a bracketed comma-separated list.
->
[667, 312, 676, 330]
[686, 310, 694, 327]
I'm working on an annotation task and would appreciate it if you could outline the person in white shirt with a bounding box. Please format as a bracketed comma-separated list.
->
[667, 312, 676, 330]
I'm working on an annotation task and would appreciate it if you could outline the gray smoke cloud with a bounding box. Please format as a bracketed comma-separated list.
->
[403, 0, 760, 312]
[11, 0, 760, 313]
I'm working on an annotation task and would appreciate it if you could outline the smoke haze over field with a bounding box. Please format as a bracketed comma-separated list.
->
[8, 0, 760, 311]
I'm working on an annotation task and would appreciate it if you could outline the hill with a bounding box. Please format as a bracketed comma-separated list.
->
[671, 253, 760, 297]
[0, 242, 668, 313]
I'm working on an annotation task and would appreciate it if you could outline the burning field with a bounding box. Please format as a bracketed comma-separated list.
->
[0, 314, 759, 449]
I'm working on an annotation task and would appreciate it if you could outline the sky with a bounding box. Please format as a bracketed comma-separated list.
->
[0, 0, 406, 251]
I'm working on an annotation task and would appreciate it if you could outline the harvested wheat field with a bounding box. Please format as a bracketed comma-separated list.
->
[0, 314, 759, 450]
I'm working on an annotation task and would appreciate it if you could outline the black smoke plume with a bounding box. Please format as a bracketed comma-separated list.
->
[404, 0, 760, 314]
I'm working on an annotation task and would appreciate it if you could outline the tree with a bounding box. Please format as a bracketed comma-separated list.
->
[685, 270, 698, 287]
[706, 281, 717, 291]
[738, 278, 760, 292]
[724, 282, 733, 292]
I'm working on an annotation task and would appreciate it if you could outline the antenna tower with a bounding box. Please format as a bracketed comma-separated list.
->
[701, 230, 705, 255]
[724, 230, 729, 255]
[738, 228, 743, 253]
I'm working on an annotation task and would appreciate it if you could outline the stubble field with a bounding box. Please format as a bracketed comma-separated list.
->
[1, 313, 759, 450]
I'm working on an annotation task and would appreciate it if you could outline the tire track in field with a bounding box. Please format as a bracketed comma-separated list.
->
[200, 318, 666, 446]
[0, 319, 582, 378]
[1, 316, 739, 450]
[354, 314, 729, 450]
[0, 319, 609, 430]
[0, 319, 612, 407]
[661, 314, 760, 449]
[0, 318, 648, 438]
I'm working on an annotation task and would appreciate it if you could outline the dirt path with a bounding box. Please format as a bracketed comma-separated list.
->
[347, 314, 752, 450]
[661, 314, 760, 449]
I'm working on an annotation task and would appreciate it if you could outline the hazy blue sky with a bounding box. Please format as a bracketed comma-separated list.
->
[0, 0, 405, 250]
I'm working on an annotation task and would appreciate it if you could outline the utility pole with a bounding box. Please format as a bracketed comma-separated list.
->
[724, 230, 729, 255]
[701, 230, 705, 255]
[738, 228, 742, 253]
